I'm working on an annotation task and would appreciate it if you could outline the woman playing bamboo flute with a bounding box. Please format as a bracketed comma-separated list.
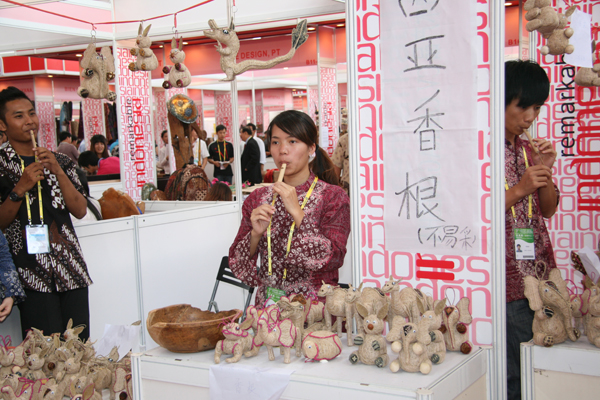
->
[229, 110, 350, 306]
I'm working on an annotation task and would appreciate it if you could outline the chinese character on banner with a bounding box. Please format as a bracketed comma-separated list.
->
[116, 47, 155, 201]
[381, 0, 480, 256]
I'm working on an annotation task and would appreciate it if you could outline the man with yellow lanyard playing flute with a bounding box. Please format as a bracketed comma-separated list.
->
[0, 87, 92, 340]
[504, 60, 560, 400]
[229, 110, 350, 306]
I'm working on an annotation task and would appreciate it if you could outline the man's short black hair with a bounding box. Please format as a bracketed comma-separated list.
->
[59, 131, 72, 142]
[241, 126, 252, 136]
[78, 151, 99, 168]
[0, 86, 32, 123]
[505, 60, 550, 108]
[216, 124, 226, 133]
[247, 123, 257, 133]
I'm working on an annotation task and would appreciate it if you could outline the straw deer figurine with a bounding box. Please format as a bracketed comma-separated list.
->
[129, 23, 159, 72]
[203, 18, 308, 81]
[388, 284, 432, 326]
[317, 282, 353, 345]
[582, 275, 600, 347]
[388, 321, 433, 375]
[246, 316, 300, 364]
[349, 303, 389, 368]
[523, 268, 580, 347]
[214, 319, 256, 363]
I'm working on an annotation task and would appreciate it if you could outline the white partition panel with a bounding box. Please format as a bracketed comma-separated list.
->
[136, 202, 248, 350]
[76, 218, 140, 343]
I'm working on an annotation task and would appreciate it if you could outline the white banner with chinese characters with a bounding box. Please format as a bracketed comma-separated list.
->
[116, 47, 155, 201]
[381, 0, 480, 256]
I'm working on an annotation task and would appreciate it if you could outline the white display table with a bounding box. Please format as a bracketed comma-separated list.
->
[131, 344, 490, 400]
[521, 339, 600, 399]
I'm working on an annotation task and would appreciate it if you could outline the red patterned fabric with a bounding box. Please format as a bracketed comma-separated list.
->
[505, 136, 560, 303]
[229, 172, 350, 307]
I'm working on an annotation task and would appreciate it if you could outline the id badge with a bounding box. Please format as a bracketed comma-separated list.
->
[220, 161, 226, 170]
[25, 224, 50, 254]
[514, 228, 535, 260]
[265, 286, 286, 305]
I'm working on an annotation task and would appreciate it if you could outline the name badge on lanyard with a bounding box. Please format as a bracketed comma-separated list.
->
[514, 228, 535, 260]
[19, 156, 50, 254]
[25, 224, 50, 254]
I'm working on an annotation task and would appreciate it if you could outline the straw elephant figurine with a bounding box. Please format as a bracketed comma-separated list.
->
[524, 268, 580, 347]
[388, 321, 432, 374]
[582, 275, 600, 347]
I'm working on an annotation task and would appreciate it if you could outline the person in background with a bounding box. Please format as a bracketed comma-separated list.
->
[78, 151, 120, 176]
[0, 86, 92, 339]
[240, 126, 262, 186]
[247, 123, 267, 177]
[157, 130, 172, 175]
[504, 60, 559, 400]
[0, 230, 26, 322]
[207, 125, 234, 184]
[78, 136, 86, 152]
[90, 134, 110, 159]
[229, 110, 349, 306]
[56, 131, 80, 164]
[205, 182, 233, 201]
[191, 128, 209, 169]
[332, 131, 349, 195]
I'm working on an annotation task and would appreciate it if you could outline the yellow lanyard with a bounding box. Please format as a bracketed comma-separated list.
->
[505, 147, 532, 225]
[19, 157, 44, 225]
[217, 142, 227, 161]
[267, 177, 318, 279]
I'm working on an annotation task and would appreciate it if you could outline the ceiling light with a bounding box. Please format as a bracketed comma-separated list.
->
[307, 27, 316, 31]
[337, 24, 345, 27]
[183, 42, 188, 45]
[76, 54, 82, 57]
[283, 67, 288, 70]
[159, 45, 163, 48]
[504, 2, 513, 5]
[48, 75, 53, 78]
[252, 37, 262, 40]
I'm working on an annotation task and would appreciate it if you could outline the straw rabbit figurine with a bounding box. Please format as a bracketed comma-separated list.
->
[349, 303, 389, 368]
[162, 37, 191, 89]
[129, 24, 159, 72]
[214, 318, 256, 363]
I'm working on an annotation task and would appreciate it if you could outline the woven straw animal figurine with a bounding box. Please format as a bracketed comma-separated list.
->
[349, 303, 389, 368]
[77, 43, 116, 102]
[421, 301, 447, 365]
[388, 321, 432, 375]
[302, 298, 325, 326]
[524, 0, 563, 38]
[203, 18, 308, 81]
[55, 348, 84, 384]
[39, 377, 75, 400]
[570, 289, 586, 335]
[214, 319, 256, 363]
[524, 267, 580, 347]
[354, 282, 390, 334]
[246, 316, 299, 364]
[387, 282, 432, 327]
[129, 23, 159, 72]
[540, 6, 576, 56]
[317, 282, 353, 345]
[1, 381, 34, 400]
[111, 367, 133, 400]
[23, 345, 49, 381]
[64, 319, 85, 342]
[0, 341, 26, 377]
[162, 38, 191, 89]
[440, 297, 473, 354]
[302, 331, 342, 362]
[69, 376, 101, 400]
[278, 295, 308, 354]
[581, 275, 600, 347]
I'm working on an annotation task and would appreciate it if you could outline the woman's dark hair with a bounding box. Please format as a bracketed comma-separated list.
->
[205, 182, 232, 201]
[90, 134, 110, 158]
[266, 110, 339, 186]
[505, 60, 550, 108]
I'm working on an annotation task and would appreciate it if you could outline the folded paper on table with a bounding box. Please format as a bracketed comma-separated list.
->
[209, 364, 294, 400]
[94, 324, 141, 360]
[578, 246, 600, 282]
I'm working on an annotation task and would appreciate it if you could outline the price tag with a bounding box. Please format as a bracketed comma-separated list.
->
[25, 224, 50, 254]
[514, 228, 535, 260]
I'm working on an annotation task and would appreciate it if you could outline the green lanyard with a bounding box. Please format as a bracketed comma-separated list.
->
[267, 177, 318, 280]
[505, 147, 532, 225]
[19, 157, 44, 225]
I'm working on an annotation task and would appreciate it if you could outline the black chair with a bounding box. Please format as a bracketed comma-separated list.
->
[207, 256, 255, 321]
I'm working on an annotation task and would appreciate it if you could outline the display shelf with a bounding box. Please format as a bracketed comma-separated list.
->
[521, 339, 600, 399]
[131, 344, 490, 400]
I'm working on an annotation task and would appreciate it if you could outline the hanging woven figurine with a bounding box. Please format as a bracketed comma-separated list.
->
[77, 42, 116, 102]
[162, 37, 192, 89]
[129, 23, 159, 72]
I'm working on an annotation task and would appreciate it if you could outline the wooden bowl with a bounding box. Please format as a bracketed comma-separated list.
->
[147, 304, 242, 353]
